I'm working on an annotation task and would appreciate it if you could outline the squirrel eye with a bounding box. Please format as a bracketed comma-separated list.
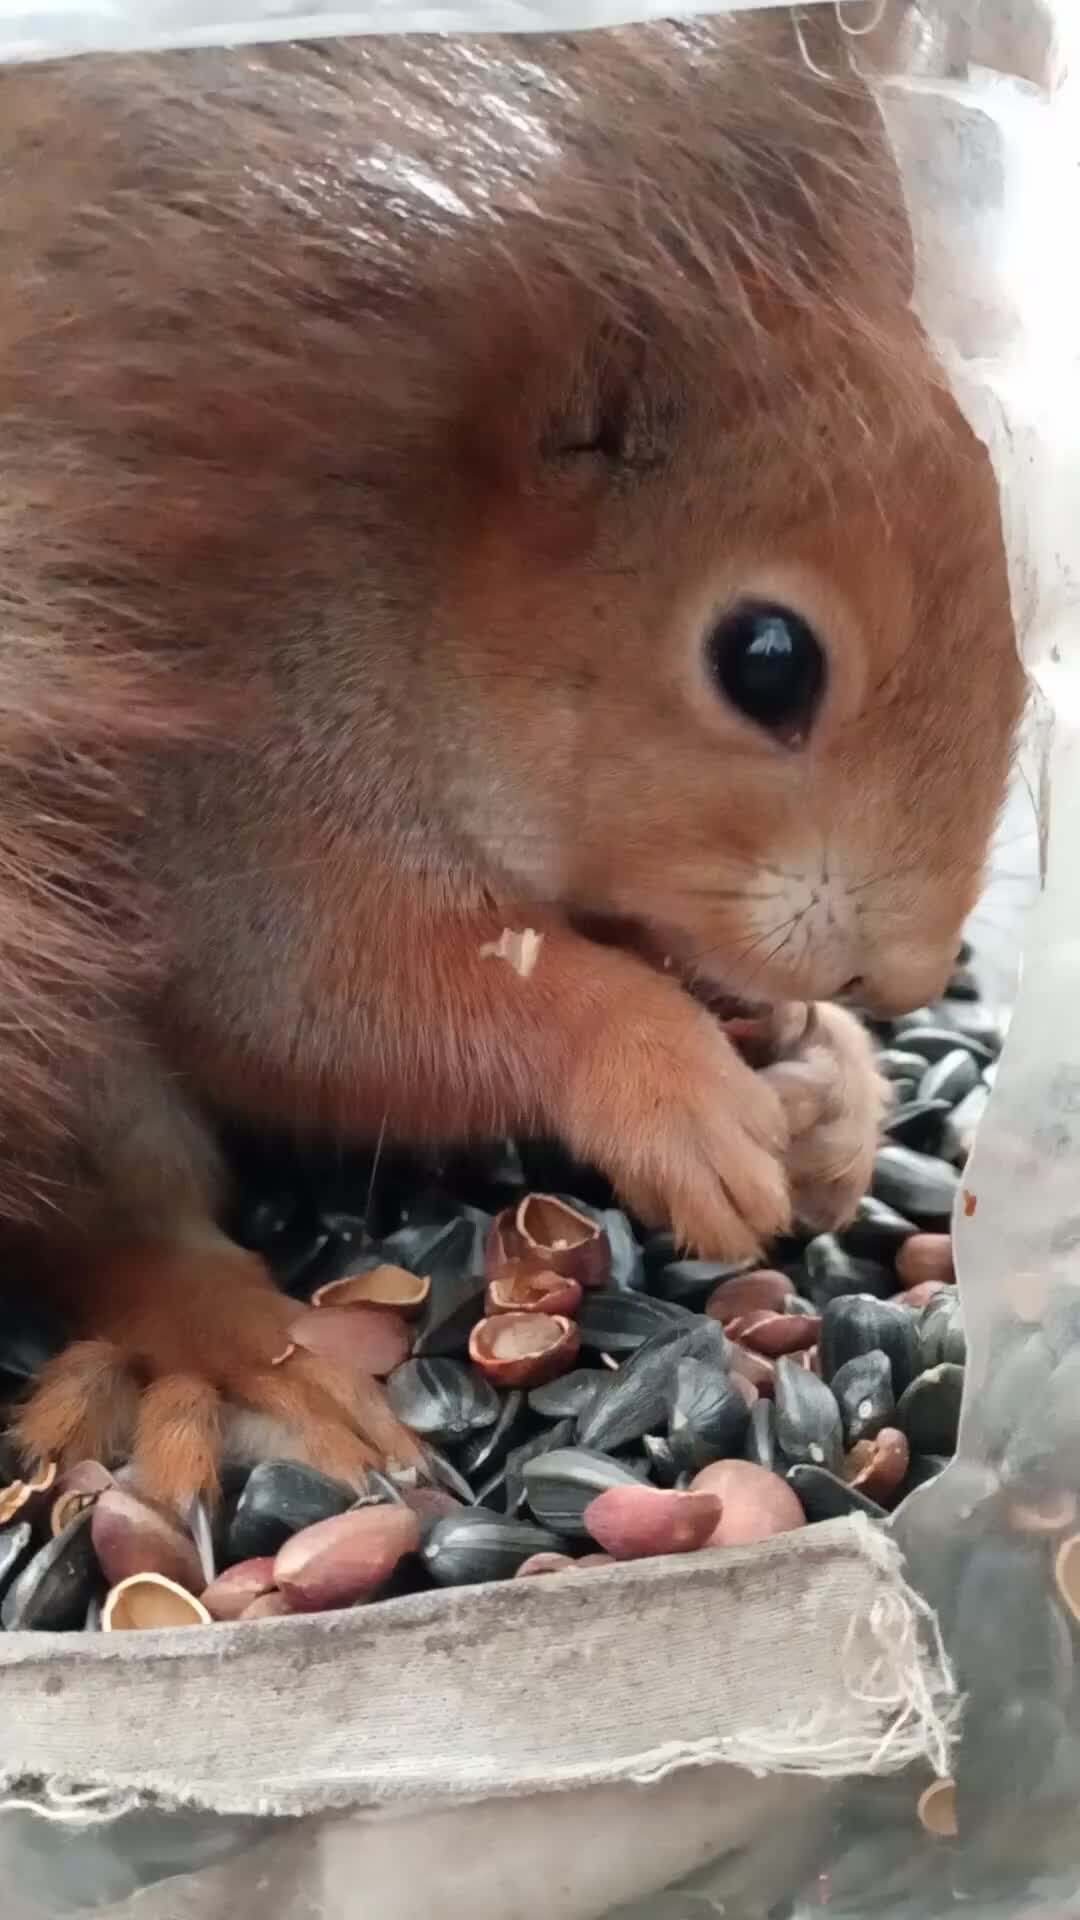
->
[705, 601, 826, 745]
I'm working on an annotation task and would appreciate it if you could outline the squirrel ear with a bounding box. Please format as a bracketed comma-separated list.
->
[445, 286, 646, 487]
[539, 330, 661, 464]
[539, 338, 626, 460]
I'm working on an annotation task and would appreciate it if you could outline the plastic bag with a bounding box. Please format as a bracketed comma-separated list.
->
[0, 0, 848, 60]
[867, 8, 1080, 1906]
[0, 4, 1077, 1917]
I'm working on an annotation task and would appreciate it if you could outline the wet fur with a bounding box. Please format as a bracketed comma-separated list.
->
[0, 13, 1025, 1495]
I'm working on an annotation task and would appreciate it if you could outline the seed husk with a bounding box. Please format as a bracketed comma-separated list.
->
[1053, 1532, 1080, 1623]
[50, 1461, 116, 1538]
[311, 1264, 431, 1316]
[0, 1459, 57, 1528]
[917, 1779, 958, 1839]
[468, 1311, 580, 1390]
[487, 1194, 609, 1292]
[484, 1270, 583, 1318]
[844, 1428, 910, 1505]
[103, 1573, 212, 1631]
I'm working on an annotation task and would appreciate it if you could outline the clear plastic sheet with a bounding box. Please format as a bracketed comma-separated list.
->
[0, 0, 840, 60]
[0, 3, 1078, 1917]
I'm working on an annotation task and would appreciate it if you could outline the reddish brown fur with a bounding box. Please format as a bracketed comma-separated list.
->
[0, 13, 1025, 1497]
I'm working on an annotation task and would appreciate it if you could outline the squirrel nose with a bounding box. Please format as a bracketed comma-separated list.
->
[858, 957, 953, 1020]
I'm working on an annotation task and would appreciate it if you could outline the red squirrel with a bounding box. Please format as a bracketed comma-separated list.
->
[0, 12, 1025, 1504]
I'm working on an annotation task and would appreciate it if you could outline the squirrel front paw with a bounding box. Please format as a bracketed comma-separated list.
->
[559, 984, 792, 1257]
[761, 1002, 887, 1231]
[14, 1241, 424, 1508]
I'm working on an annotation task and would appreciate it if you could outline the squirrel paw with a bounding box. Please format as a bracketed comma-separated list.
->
[762, 1002, 887, 1232]
[13, 1241, 422, 1507]
[561, 988, 792, 1257]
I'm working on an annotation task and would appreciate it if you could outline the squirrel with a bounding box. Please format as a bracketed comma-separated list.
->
[0, 11, 1025, 1505]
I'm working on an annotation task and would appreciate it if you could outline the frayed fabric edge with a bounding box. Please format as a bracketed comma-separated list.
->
[0, 1516, 957, 1825]
[698, 1514, 959, 1784]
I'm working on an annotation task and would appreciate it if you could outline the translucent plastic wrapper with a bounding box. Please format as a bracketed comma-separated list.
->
[0, 0, 875, 58]
[0, 3, 1077, 1918]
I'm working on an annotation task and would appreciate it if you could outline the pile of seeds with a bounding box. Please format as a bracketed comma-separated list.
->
[0, 953, 997, 1638]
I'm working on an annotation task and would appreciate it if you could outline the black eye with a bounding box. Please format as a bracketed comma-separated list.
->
[705, 601, 826, 745]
